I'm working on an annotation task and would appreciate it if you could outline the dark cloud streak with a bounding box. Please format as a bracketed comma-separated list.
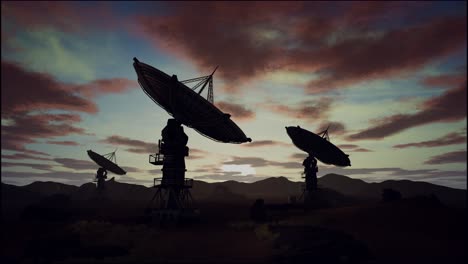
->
[424, 150, 467, 165]
[264, 98, 334, 121]
[304, 17, 467, 92]
[2, 153, 52, 161]
[242, 140, 289, 148]
[100, 135, 157, 154]
[393, 132, 466, 148]
[348, 83, 467, 140]
[1, 60, 97, 116]
[421, 73, 467, 89]
[2, 161, 54, 171]
[215, 101, 255, 121]
[46, 141, 81, 146]
[53, 158, 95, 170]
[137, 3, 466, 94]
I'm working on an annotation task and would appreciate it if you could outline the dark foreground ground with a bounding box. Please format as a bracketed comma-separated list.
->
[2, 195, 466, 264]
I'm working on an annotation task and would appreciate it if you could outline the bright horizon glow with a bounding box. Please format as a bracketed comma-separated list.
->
[221, 164, 256, 176]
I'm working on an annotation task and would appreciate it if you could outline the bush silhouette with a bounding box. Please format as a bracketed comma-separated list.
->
[250, 198, 267, 223]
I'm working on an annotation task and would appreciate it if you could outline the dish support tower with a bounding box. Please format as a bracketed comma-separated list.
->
[299, 155, 318, 203]
[147, 119, 197, 221]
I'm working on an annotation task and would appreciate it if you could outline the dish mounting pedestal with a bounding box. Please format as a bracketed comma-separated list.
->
[299, 155, 318, 204]
[146, 119, 198, 222]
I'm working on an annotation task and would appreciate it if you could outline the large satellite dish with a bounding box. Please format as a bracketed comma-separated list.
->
[133, 57, 251, 144]
[286, 126, 351, 167]
[87, 150, 126, 175]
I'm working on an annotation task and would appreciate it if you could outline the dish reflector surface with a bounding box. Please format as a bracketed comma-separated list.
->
[286, 126, 351, 167]
[87, 150, 127, 175]
[133, 58, 251, 144]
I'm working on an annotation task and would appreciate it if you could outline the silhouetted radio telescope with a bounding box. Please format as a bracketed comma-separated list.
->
[133, 57, 251, 222]
[87, 149, 126, 191]
[286, 126, 350, 203]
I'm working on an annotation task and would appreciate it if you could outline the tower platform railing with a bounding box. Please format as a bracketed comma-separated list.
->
[149, 153, 164, 165]
[153, 177, 193, 188]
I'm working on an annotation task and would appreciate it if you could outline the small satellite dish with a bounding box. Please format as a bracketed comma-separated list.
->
[133, 57, 251, 144]
[87, 150, 126, 175]
[286, 126, 351, 167]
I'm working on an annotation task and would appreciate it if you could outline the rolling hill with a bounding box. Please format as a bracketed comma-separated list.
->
[2, 174, 466, 209]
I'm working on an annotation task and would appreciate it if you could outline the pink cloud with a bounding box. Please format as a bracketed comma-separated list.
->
[352, 148, 373, 152]
[46, 141, 81, 146]
[100, 135, 157, 154]
[1, 113, 87, 155]
[242, 140, 289, 148]
[336, 144, 372, 152]
[1, 61, 142, 157]
[348, 83, 467, 140]
[425, 150, 467, 165]
[393, 132, 466, 148]
[1, 60, 97, 116]
[337, 144, 360, 149]
[1, 153, 52, 161]
[53, 158, 95, 170]
[73, 78, 138, 98]
[137, 2, 304, 84]
[303, 17, 467, 93]
[421, 73, 467, 89]
[1, 161, 54, 171]
[2, 114, 85, 139]
[343, 2, 425, 28]
[290, 153, 308, 160]
[136, 2, 466, 94]
[215, 101, 255, 121]
[317, 121, 347, 136]
[264, 98, 333, 121]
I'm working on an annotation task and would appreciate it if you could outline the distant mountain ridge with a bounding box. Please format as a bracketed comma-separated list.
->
[318, 174, 466, 207]
[23, 181, 79, 196]
[2, 174, 466, 208]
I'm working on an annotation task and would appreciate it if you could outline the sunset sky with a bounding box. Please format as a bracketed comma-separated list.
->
[1, 1, 466, 189]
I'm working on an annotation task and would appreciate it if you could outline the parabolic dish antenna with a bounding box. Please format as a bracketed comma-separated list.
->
[87, 150, 127, 175]
[286, 126, 351, 167]
[133, 57, 251, 144]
